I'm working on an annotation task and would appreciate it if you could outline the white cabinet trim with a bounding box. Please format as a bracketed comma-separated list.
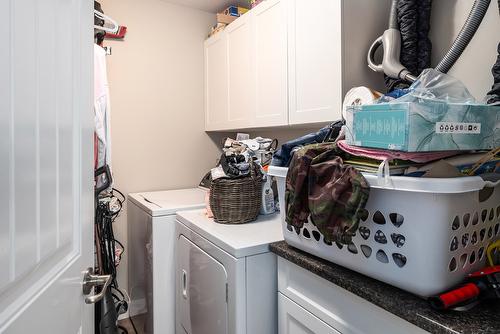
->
[278, 258, 429, 334]
[279, 293, 340, 334]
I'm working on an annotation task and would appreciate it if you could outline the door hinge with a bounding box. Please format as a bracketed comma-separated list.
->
[225, 283, 228, 303]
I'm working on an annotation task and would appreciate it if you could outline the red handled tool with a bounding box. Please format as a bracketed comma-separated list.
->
[429, 266, 500, 310]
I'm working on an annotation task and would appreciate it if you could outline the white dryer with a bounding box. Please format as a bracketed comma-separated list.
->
[128, 188, 206, 334]
[175, 209, 284, 334]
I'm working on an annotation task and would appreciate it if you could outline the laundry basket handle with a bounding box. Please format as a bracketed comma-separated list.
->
[480, 174, 500, 188]
[483, 180, 500, 188]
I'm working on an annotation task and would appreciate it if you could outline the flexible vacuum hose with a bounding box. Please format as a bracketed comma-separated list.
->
[435, 0, 492, 73]
[373, 0, 494, 92]
[389, 0, 399, 29]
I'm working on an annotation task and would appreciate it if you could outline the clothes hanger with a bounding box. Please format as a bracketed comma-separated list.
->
[94, 10, 119, 34]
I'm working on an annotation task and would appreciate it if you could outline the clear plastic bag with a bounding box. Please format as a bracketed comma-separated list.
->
[393, 68, 477, 104]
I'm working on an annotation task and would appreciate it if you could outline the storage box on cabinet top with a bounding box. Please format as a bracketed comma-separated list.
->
[223, 6, 249, 17]
[345, 101, 500, 152]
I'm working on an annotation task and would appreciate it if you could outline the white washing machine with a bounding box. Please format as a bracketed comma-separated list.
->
[175, 209, 284, 334]
[128, 188, 206, 334]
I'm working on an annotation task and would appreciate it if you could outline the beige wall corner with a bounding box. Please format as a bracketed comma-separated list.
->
[97, 0, 229, 303]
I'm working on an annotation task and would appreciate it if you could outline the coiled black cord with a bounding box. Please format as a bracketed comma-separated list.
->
[95, 188, 138, 334]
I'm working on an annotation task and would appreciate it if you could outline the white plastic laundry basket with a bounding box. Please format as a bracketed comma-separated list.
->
[269, 166, 500, 297]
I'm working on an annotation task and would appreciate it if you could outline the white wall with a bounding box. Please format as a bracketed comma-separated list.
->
[430, 0, 500, 99]
[97, 0, 229, 308]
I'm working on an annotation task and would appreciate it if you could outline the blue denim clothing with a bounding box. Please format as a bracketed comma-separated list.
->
[377, 88, 411, 103]
[272, 122, 343, 167]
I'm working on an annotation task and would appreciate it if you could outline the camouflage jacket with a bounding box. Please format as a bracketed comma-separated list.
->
[285, 142, 370, 244]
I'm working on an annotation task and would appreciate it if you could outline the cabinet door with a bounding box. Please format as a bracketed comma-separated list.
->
[177, 235, 228, 334]
[205, 33, 229, 131]
[288, 0, 343, 125]
[253, 0, 288, 127]
[226, 14, 255, 128]
[279, 293, 341, 334]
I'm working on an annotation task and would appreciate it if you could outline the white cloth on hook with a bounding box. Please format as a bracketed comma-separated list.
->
[94, 44, 112, 172]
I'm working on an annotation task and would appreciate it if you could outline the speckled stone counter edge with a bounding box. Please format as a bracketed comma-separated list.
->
[270, 241, 500, 334]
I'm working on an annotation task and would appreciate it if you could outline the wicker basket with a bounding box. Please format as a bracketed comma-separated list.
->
[210, 163, 263, 224]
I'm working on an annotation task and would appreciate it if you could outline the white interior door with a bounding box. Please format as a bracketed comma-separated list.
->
[0, 0, 94, 333]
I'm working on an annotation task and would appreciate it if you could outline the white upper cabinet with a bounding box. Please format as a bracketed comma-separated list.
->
[253, 0, 288, 127]
[288, 0, 342, 125]
[205, 0, 389, 131]
[227, 14, 255, 129]
[205, 33, 229, 131]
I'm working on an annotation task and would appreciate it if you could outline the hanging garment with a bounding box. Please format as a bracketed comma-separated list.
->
[487, 1, 500, 104]
[94, 43, 112, 185]
[285, 143, 370, 244]
[488, 42, 500, 104]
[385, 0, 433, 92]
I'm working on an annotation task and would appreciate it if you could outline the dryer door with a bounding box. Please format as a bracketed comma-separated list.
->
[177, 235, 228, 334]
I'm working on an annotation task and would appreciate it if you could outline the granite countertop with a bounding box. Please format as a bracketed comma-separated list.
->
[270, 241, 500, 334]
